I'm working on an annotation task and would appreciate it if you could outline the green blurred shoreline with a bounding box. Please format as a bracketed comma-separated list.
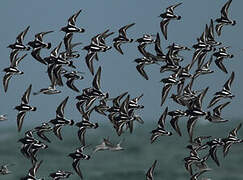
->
[0, 120, 243, 180]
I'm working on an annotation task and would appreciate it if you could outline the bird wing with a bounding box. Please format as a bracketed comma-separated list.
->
[118, 23, 135, 38]
[68, 9, 82, 26]
[158, 107, 168, 129]
[16, 26, 30, 44]
[229, 123, 242, 137]
[161, 84, 172, 106]
[146, 160, 157, 180]
[21, 84, 32, 104]
[85, 52, 96, 75]
[209, 146, 220, 166]
[66, 77, 80, 93]
[64, 32, 73, 53]
[166, 3, 182, 14]
[31, 48, 47, 65]
[136, 63, 149, 80]
[170, 116, 182, 136]
[56, 96, 69, 118]
[187, 116, 198, 143]
[215, 58, 228, 74]
[154, 32, 165, 57]
[223, 71, 234, 91]
[113, 41, 123, 55]
[207, 95, 222, 108]
[3, 73, 13, 93]
[215, 23, 224, 36]
[37, 131, 51, 143]
[35, 31, 54, 42]
[160, 19, 170, 40]
[92, 66, 101, 90]
[213, 101, 230, 117]
[17, 111, 26, 132]
[72, 159, 83, 179]
[221, 0, 232, 20]
[78, 127, 86, 146]
[53, 125, 64, 140]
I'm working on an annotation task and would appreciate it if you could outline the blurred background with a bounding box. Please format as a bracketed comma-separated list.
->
[0, 0, 243, 179]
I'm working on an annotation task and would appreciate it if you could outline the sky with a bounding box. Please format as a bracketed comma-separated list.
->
[0, 0, 243, 131]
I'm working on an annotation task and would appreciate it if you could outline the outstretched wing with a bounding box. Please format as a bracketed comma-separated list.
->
[21, 84, 32, 104]
[56, 96, 69, 118]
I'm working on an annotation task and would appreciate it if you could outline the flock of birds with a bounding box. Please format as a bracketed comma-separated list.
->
[0, 0, 243, 179]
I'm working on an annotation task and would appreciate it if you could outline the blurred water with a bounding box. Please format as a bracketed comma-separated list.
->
[0, 121, 243, 180]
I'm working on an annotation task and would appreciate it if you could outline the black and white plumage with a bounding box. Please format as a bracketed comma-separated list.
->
[68, 146, 90, 179]
[136, 34, 156, 57]
[205, 101, 230, 123]
[159, 3, 182, 40]
[222, 123, 242, 157]
[190, 168, 211, 180]
[154, 33, 166, 60]
[7, 26, 30, 52]
[63, 71, 84, 93]
[134, 56, 159, 80]
[205, 19, 221, 47]
[63, 32, 82, 59]
[185, 87, 209, 142]
[3, 52, 27, 92]
[33, 85, 61, 96]
[28, 31, 54, 65]
[160, 69, 181, 106]
[151, 107, 172, 143]
[193, 56, 214, 79]
[83, 30, 113, 75]
[146, 160, 157, 180]
[49, 96, 74, 140]
[14, 84, 36, 132]
[213, 46, 234, 74]
[20, 160, 44, 180]
[76, 107, 98, 145]
[208, 72, 235, 108]
[168, 109, 187, 136]
[206, 138, 224, 167]
[215, 0, 236, 36]
[33, 123, 53, 143]
[61, 10, 85, 34]
[113, 23, 135, 54]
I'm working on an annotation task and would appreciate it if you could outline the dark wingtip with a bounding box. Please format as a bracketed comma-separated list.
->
[80, 28, 85, 33]
[70, 120, 75, 126]
[86, 155, 91, 160]
[47, 43, 52, 49]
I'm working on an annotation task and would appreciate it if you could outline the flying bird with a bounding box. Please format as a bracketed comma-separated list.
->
[113, 23, 135, 54]
[146, 160, 157, 180]
[14, 84, 36, 132]
[215, 0, 236, 36]
[7, 26, 30, 52]
[151, 107, 172, 143]
[159, 3, 182, 40]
